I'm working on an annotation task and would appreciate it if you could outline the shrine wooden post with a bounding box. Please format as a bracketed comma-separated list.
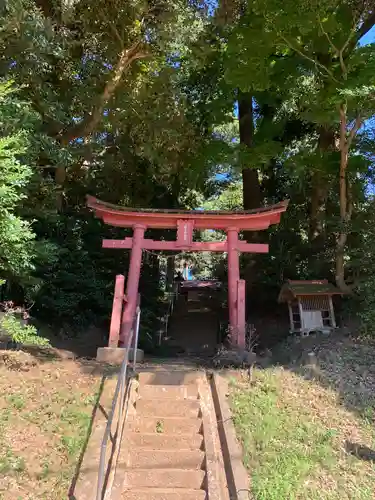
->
[227, 227, 240, 337]
[87, 196, 288, 349]
[237, 279, 246, 348]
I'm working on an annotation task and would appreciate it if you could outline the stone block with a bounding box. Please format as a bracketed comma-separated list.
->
[96, 346, 144, 364]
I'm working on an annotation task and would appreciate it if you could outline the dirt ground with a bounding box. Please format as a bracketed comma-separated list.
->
[0, 349, 106, 499]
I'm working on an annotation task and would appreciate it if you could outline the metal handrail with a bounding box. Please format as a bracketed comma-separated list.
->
[96, 305, 141, 500]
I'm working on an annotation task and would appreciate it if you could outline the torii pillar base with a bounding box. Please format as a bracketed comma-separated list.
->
[96, 347, 144, 365]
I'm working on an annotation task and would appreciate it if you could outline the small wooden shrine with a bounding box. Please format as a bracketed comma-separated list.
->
[180, 279, 222, 302]
[278, 280, 343, 335]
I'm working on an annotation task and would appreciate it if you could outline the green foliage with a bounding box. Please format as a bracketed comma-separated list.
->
[28, 214, 128, 331]
[0, 80, 35, 282]
[0, 0, 228, 336]
[351, 206, 375, 333]
[0, 314, 50, 347]
[204, 181, 243, 211]
[356, 276, 375, 334]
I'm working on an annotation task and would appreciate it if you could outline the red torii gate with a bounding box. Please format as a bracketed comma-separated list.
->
[87, 196, 288, 349]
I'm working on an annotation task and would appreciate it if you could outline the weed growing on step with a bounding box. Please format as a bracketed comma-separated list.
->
[0, 447, 26, 475]
[6, 394, 25, 411]
[156, 420, 164, 433]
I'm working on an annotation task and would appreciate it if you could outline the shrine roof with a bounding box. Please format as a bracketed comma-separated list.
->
[278, 280, 344, 302]
[180, 280, 222, 290]
[87, 196, 288, 231]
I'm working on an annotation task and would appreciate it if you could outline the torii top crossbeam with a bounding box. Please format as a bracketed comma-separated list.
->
[87, 196, 288, 231]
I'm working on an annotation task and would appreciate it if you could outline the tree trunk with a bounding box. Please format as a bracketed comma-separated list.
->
[61, 43, 145, 144]
[54, 42, 145, 211]
[238, 91, 261, 210]
[34, 0, 55, 18]
[55, 164, 66, 213]
[215, 0, 242, 25]
[238, 91, 261, 291]
[335, 104, 354, 293]
[309, 127, 333, 242]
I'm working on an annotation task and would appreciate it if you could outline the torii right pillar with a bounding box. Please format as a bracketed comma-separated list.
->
[227, 227, 246, 349]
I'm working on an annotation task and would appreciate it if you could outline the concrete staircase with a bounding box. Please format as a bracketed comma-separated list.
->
[165, 294, 219, 357]
[110, 369, 228, 500]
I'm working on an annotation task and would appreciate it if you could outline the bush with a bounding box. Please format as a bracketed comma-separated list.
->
[353, 213, 375, 335]
[0, 81, 36, 283]
[356, 278, 375, 335]
[0, 314, 50, 347]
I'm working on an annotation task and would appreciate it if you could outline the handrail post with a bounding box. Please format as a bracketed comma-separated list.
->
[133, 306, 141, 372]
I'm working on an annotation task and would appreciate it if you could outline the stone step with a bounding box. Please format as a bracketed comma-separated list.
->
[122, 487, 206, 500]
[128, 432, 203, 450]
[129, 449, 205, 469]
[139, 371, 201, 386]
[125, 468, 206, 489]
[139, 384, 198, 400]
[129, 415, 203, 435]
[137, 398, 201, 418]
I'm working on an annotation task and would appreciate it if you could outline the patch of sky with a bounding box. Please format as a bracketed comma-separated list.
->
[359, 26, 375, 46]
[206, 0, 218, 17]
[358, 26, 375, 194]
[166, 53, 182, 68]
[215, 172, 230, 181]
[361, 117, 375, 133]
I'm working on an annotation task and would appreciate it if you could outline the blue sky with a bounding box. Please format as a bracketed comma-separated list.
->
[360, 26, 375, 46]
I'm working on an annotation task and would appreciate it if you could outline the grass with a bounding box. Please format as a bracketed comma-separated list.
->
[229, 366, 375, 500]
[0, 350, 102, 499]
[156, 420, 164, 433]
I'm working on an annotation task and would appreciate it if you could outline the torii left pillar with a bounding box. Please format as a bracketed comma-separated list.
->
[120, 224, 145, 345]
[227, 227, 246, 348]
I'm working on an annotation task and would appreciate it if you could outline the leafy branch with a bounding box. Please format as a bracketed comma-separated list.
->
[278, 33, 339, 83]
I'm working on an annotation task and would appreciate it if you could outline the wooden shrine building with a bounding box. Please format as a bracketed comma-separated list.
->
[278, 280, 343, 336]
[87, 196, 288, 350]
[179, 279, 221, 302]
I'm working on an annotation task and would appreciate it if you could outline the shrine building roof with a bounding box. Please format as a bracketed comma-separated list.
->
[278, 280, 344, 303]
